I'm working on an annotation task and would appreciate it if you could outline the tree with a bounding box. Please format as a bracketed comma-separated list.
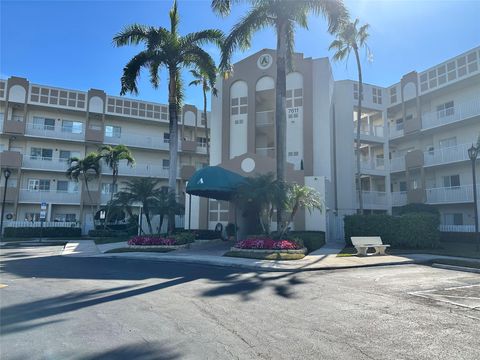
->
[189, 68, 218, 159]
[212, 0, 348, 224]
[113, 0, 223, 233]
[329, 18, 369, 214]
[66, 152, 101, 220]
[114, 177, 164, 234]
[98, 144, 135, 227]
[154, 190, 185, 235]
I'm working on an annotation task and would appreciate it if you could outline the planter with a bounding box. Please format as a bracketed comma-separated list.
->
[225, 247, 307, 260]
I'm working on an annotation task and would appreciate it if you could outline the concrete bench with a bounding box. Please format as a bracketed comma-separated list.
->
[351, 236, 390, 256]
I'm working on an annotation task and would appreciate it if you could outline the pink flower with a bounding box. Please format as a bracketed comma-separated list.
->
[234, 237, 300, 250]
[128, 236, 177, 246]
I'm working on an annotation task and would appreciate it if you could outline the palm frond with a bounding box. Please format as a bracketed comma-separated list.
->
[113, 24, 153, 47]
[119, 50, 153, 95]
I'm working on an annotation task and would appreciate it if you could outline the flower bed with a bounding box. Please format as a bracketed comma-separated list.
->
[234, 236, 301, 250]
[128, 236, 177, 246]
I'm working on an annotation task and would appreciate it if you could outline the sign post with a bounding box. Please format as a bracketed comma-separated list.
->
[40, 202, 47, 241]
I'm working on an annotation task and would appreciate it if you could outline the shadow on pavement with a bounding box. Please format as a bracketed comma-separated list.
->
[80, 342, 181, 360]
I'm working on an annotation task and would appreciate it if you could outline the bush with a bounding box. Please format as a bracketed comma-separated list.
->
[128, 232, 195, 246]
[88, 229, 128, 238]
[289, 231, 325, 252]
[440, 232, 479, 243]
[192, 230, 221, 240]
[173, 232, 195, 244]
[4, 227, 81, 238]
[344, 213, 440, 249]
[393, 203, 440, 217]
[235, 236, 301, 250]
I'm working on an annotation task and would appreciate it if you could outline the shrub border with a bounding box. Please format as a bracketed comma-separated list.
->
[230, 247, 307, 254]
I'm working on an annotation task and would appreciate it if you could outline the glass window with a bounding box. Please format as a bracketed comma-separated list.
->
[62, 120, 83, 134]
[196, 137, 207, 147]
[39, 179, 50, 191]
[163, 133, 170, 143]
[444, 213, 463, 225]
[437, 101, 454, 118]
[162, 159, 170, 169]
[25, 212, 40, 221]
[399, 181, 407, 192]
[443, 175, 460, 188]
[101, 183, 117, 194]
[57, 181, 69, 192]
[105, 125, 121, 138]
[439, 137, 457, 149]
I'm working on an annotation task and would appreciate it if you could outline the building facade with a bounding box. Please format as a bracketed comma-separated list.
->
[188, 46, 480, 240]
[0, 77, 210, 234]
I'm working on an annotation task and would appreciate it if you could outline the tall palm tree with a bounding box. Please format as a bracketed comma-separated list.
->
[189, 68, 217, 159]
[329, 18, 369, 214]
[115, 177, 164, 234]
[212, 0, 348, 224]
[66, 152, 101, 219]
[113, 0, 222, 233]
[99, 144, 135, 226]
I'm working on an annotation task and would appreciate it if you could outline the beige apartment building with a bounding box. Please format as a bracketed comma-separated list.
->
[0, 77, 210, 234]
[187, 46, 480, 240]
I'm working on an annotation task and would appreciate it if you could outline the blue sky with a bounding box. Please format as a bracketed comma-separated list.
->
[1, 0, 479, 109]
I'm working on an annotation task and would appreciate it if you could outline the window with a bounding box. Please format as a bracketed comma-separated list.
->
[62, 120, 83, 134]
[101, 183, 117, 194]
[54, 213, 77, 222]
[353, 83, 363, 101]
[437, 101, 454, 119]
[30, 148, 53, 160]
[372, 87, 382, 104]
[197, 137, 207, 148]
[443, 174, 460, 188]
[59, 150, 80, 162]
[28, 179, 50, 191]
[395, 118, 404, 131]
[163, 133, 170, 143]
[439, 137, 457, 149]
[286, 88, 303, 108]
[209, 199, 229, 222]
[25, 212, 40, 222]
[201, 113, 207, 125]
[399, 181, 407, 192]
[162, 159, 170, 170]
[390, 87, 397, 103]
[444, 213, 463, 226]
[57, 181, 71, 192]
[231, 96, 247, 115]
[32, 117, 55, 130]
[105, 125, 121, 138]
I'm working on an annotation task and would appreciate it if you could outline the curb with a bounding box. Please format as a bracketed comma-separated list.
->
[431, 263, 480, 274]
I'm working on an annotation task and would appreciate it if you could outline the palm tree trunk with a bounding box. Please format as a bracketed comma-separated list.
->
[275, 21, 288, 228]
[203, 81, 210, 160]
[84, 178, 96, 229]
[354, 47, 363, 215]
[104, 167, 117, 230]
[168, 69, 179, 234]
[144, 206, 153, 234]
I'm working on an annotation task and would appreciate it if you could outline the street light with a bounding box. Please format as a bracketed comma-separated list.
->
[0, 168, 12, 239]
[468, 144, 479, 252]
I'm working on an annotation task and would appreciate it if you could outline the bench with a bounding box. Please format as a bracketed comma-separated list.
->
[351, 236, 390, 256]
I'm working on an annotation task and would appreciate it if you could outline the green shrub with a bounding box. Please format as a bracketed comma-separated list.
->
[344, 213, 440, 249]
[172, 232, 195, 244]
[88, 229, 128, 238]
[289, 231, 326, 252]
[393, 203, 440, 217]
[4, 227, 81, 238]
[193, 230, 221, 240]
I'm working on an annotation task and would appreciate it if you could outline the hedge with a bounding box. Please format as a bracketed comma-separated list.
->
[344, 213, 440, 249]
[289, 231, 326, 252]
[4, 227, 81, 238]
[393, 203, 440, 216]
[440, 232, 479, 243]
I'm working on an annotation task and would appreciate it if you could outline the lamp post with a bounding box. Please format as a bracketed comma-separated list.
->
[0, 168, 12, 239]
[468, 144, 479, 252]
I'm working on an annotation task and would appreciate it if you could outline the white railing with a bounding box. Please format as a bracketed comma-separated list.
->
[4, 221, 80, 228]
[25, 122, 85, 141]
[390, 156, 405, 172]
[422, 98, 480, 130]
[424, 143, 470, 167]
[22, 156, 70, 171]
[104, 132, 170, 151]
[426, 185, 480, 204]
[256, 111, 274, 126]
[360, 157, 385, 171]
[389, 126, 404, 139]
[439, 224, 475, 233]
[392, 191, 407, 206]
[256, 147, 275, 157]
[19, 189, 81, 204]
[354, 123, 384, 138]
[361, 191, 387, 207]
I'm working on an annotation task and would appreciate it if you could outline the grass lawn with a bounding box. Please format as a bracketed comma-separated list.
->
[105, 247, 174, 254]
[339, 240, 480, 259]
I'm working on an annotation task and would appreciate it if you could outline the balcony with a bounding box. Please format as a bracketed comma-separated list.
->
[354, 122, 385, 143]
[104, 132, 168, 151]
[0, 151, 23, 168]
[360, 157, 385, 174]
[392, 191, 407, 207]
[439, 224, 475, 233]
[22, 156, 69, 172]
[19, 189, 81, 204]
[256, 147, 275, 158]
[390, 156, 405, 172]
[389, 126, 404, 139]
[0, 186, 18, 202]
[102, 163, 179, 178]
[426, 185, 480, 204]
[424, 143, 470, 167]
[361, 191, 387, 208]
[85, 126, 104, 142]
[181, 140, 197, 152]
[422, 97, 480, 130]
[4, 116, 26, 134]
[25, 122, 85, 141]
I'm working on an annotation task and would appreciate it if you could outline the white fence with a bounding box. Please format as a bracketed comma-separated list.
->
[439, 224, 476, 233]
[4, 221, 80, 228]
[426, 185, 480, 204]
[424, 143, 470, 167]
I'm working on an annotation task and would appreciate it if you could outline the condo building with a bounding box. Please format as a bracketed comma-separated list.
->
[0, 77, 210, 234]
[187, 46, 480, 240]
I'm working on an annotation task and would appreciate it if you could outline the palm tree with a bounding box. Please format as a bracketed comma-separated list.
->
[114, 177, 164, 234]
[113, 0, 222, 233]
[66, 152, 101, 219]
[99, 144, 135, 226]
[189, 68, 217, 159]
[212, 0, 348, 224]
[329, 18, 369, 214]
[154, 189, 185, 235]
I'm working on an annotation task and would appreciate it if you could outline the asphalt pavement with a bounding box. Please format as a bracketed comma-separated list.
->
[1, 245, 479, 360]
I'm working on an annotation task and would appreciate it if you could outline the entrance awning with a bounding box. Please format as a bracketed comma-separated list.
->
[186, 166, 247, 201]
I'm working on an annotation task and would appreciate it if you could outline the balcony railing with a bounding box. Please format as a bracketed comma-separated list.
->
[360, 157, 385, 171]
[392, 191, 407, 206]
[256, 147, 275, 157]
[389, 126, 404, 139]
[390, 156, 405, 172]
[439, 224, 475, 233]
[4, 221, 80, 228]
[422, 97, 480, 130]
[424, 143, 470, 167]
[361, 191, 387, 207]
[25, 122, 85, 141]
[426, 185, 480, 204]
[354, 123, 384, 138]
[19, 189, 81, 204]
[22, 156, 70, 171]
